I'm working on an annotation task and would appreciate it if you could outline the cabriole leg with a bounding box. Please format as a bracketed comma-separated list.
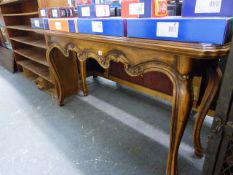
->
[166, 57, 193, 175]
[80, 60, 88, 96]
[193, 66, 222, 157]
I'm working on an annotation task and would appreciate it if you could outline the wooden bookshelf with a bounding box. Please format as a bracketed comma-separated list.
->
[0, 0, 55, 91]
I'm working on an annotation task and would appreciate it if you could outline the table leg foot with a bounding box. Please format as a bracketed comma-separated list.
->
[59, 99, 64, 106]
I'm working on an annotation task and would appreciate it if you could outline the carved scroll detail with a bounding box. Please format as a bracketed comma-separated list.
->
[77, 49, 181, 78]
[78, 49, 129, 68]
[47, 42, 82, 59]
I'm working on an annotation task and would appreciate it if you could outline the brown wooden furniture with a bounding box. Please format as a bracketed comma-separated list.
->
[40, 29, 229, 175]
[36, 0, 218, 157]
[0, 4, 14, 72]
[47, 43, 80, 104]
[0, 0, 226, 174]
[0, 46, 14, 71]
[0, 0, 55, 91]
[9, 0, 213, 156]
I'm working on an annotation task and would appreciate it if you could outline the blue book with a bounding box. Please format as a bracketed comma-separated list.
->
[77, 4, 110, 18]
[77, 18, 126, 37]
[30, 18, 49, 30]
[127, 17, 233, 45]
[182, 0, 233, 17]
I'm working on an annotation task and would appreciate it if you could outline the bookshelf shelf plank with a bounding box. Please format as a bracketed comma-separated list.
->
[7, 25, 33, 31]
[17, 59, 52, 83]
[10, 36, 46, 49]
[0, 0, 24, 5]
[14, 48, 48, 66]
[3, 11, 38, 16]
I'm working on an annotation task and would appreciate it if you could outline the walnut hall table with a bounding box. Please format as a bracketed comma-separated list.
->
[40, 30, 230, 175]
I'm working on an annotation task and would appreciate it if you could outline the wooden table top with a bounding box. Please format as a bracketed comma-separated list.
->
[33, 28, 231, 59]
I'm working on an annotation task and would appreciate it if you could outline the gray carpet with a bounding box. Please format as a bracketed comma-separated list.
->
[0, 66, 212, 175]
